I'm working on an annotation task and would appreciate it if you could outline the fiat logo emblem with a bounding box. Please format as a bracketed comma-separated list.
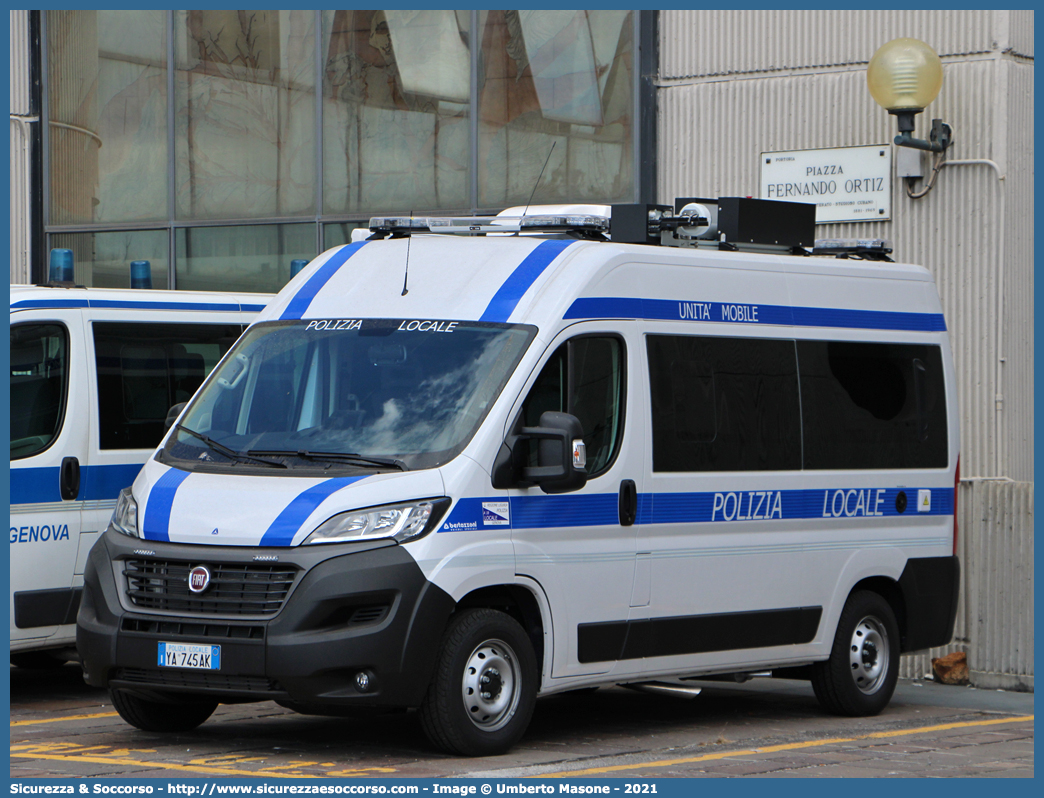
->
[188, 565, 211, 593]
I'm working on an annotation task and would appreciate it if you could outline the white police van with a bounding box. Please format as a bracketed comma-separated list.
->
[77, 199, 960, 756]
[10, 285, 266, 667]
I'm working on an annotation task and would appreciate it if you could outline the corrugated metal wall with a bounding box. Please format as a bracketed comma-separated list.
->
[10, 10, 32, 285]
[659, 10, 1033, 688]
[900, 480, 1034, 690]
[1006, 10, 1035, 59]
[10, 11, 29, 112]
[1000, 59, 1035, 487]
[661, 10, 997, 79]
[46, 11, 102, 227]
[658, 60, 1029, 482]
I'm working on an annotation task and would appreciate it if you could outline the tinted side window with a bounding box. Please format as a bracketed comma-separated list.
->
[521, 336, 624, 476]
[647, 335, 800, 472]
[10, 324, 69, 460]
[94, 323, 242, 449]
[798, 341, 947, 469]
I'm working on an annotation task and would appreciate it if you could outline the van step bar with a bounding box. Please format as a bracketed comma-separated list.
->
[621, 682, 703, 699]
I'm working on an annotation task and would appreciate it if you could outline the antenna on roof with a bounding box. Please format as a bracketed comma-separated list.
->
[522, 142, 556, 221]
[401, 210, 413, 296]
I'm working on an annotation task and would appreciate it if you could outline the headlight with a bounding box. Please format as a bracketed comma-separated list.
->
[110, 487, 140, 538]
[303, 498, 450, 545]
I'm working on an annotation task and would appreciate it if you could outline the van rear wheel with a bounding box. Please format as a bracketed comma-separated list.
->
[812, 590, 900, 716]
[419, 608, 537, 756]
[110, 688, 217, 732]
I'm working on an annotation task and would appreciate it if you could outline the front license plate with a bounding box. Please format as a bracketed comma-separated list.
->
[158, 642, 220, 670]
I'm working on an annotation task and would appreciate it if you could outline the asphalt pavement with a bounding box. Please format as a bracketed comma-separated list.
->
[9, 662, 1034, 779]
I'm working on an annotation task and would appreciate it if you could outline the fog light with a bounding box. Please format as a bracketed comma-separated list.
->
[355, 671, 372, 692]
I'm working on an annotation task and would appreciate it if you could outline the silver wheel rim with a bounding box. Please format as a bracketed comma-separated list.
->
[849, 615, 890, 694]
[461, 638, 520, 732]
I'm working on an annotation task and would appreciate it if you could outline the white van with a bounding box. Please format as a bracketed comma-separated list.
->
[77, 200, 960, 756]
[10, 286, 266, 666]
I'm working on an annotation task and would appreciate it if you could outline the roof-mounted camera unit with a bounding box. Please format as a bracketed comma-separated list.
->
[610, 197, 816, 254]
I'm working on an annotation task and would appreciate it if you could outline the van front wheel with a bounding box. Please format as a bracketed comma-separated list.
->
[419, 608, 537, 756]
[110, 688, 217, 732]
[812, 590, 900, 716]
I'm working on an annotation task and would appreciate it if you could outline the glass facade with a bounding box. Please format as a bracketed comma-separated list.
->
[44, 10, 640, 292]
[49, 230, 170, 290]
[175, 223, 316, 293]
[174, 11, 317, 220]
[478, 11, 635, 208]
[47, 10, 168, 225]
[322, 10, 471, 214]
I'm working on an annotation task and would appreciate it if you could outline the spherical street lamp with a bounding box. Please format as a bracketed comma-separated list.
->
[868, 38, 951, 152]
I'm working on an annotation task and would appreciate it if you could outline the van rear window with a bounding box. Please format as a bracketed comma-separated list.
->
[798, 341, 948, 469]
[647, 335, 801, 472]
[648, 335, 948, 472]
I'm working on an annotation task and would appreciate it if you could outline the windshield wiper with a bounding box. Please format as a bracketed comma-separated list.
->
[176, 425, 288, 469]
[248, 449, 409, 471]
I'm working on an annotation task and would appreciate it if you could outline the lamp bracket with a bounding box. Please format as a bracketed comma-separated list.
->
[891, 111, 952, 153]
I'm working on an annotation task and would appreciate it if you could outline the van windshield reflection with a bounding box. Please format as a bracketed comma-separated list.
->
[161, 319, 535, 472]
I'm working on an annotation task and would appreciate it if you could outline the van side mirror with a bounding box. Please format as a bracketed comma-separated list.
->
[492, 411, 588, 494]
[164, 402, 187, 431]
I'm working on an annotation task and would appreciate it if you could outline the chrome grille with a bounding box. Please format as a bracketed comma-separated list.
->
[123, 559, 297, 616]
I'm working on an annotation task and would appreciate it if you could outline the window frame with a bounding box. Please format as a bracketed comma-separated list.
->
[91, 320, 245, 451]
[645, 331, 950, 474]
[796, 339, 949, 471]
[646, 332, 802, 474]
[518, 332, 628, 480]
[10, 321, 71, 461]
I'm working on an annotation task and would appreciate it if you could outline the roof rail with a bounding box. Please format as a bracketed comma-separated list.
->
[812, 239, 894, 262]
[364, 198, 897, 260]
[366, 213, 608, 239]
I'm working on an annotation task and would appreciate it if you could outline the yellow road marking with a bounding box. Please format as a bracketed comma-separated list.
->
[9, 750, 323, 778]
[254, 762, 320, 772]
[11, 712, 120, 727]
[326, 768, 398, 777]
[539, 714, 1035, 777]
[11, 743, 401, 779]
[188, 755, 270, 766]
[10, 712, 1029, 779]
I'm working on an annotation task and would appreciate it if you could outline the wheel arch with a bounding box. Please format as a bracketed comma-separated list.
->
[454, 583, 546, 680]
[849, 575, 908, 651]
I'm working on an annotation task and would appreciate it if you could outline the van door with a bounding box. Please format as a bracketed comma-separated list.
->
[9, 311, 89, 648]
[630, 330, 812, 675]
[508, 322, 644, 679]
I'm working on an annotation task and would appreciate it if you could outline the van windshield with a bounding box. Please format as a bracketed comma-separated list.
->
[160, 318, 535, 472]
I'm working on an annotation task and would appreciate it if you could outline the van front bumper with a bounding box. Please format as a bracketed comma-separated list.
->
[77, 528, 455, 711]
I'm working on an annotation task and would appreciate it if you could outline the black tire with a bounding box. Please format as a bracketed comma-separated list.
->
[812, 590, 900, 716]
[110, 689, 218, 733]
[418, 608, 538, 756]
[10, 651, 67, 669]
